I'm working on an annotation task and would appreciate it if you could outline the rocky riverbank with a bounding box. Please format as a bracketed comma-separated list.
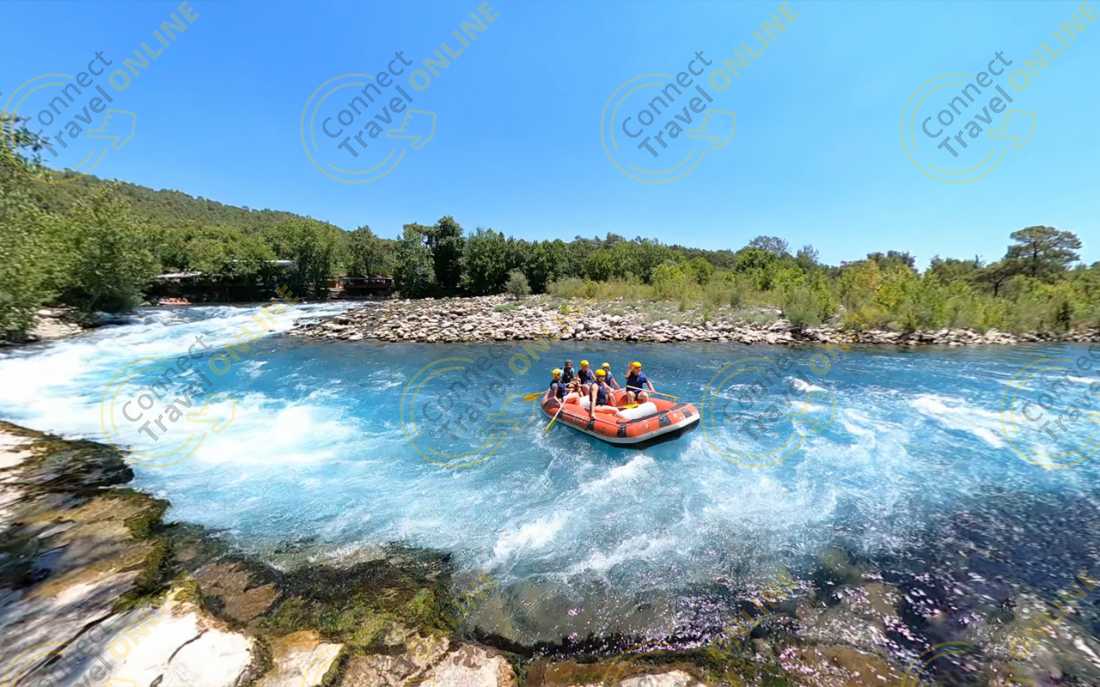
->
[4, 421, 1099, 685]
[0, 307, 92, 347]
[289, 296, 1100, 347]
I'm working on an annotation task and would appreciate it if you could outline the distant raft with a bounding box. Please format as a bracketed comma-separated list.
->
[542, 389, 699, 445]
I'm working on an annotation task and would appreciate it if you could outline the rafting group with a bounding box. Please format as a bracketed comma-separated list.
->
[538, 359, 700, 445]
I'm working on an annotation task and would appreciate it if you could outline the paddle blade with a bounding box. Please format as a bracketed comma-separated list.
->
[522, 391, 543, 401]
[545, 405, 566, 432]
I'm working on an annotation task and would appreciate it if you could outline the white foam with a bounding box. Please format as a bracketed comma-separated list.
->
[840, 409, 875, 438]
[0, 301, 355, 467]
[909, 394, 1013, 449]
[790, 378, 826, 393]
[580, 454, 655, 494]
[790, 400, 825, 414]
[567, 534, 674, 575]
[492, 513, 567, 562]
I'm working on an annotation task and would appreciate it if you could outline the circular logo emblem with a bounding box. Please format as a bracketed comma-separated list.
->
[299, 72, 436, 185]
[399, 355, 528, 470]
[599, 72, 735, 185]
[899, 72, 1035, 185]
[3, 72, 137, 173]
[99, 356, 236, 469]
[997, 355, 1097, 470]
[699, 354, 839, 469]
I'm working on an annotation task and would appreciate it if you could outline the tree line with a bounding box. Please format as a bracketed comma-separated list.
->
[2, 115, 1097, 338]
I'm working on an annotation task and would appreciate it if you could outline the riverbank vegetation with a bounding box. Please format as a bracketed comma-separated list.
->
[3, 116, 1097, 339]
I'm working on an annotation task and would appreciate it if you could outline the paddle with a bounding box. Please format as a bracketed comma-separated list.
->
[625, 385, 678, 401]
[544, 403, 566, 432]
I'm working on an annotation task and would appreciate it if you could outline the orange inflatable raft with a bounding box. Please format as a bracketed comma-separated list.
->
[541, 388, 699, 445]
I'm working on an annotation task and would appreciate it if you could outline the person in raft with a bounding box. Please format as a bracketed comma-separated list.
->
[577, 360, 596, 394]
[600, 362, 620, 390]
[561, 360, 577, 386]
[625, 361, 655, 403]
[544, 368, 566, 405]
[589, 368, 621, 420]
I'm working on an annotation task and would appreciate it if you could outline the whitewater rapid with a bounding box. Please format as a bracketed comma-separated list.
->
[1, 303, 1097, 644]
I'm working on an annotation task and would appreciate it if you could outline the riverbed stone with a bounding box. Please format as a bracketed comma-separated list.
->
[610, 670, 703, 687]
[778, 644, 907, 686]
[193, 559, 282, 625]
[420, 643, 517, 687]
[257, 630, 343, 687]
[160, 622, 256, 686]
[290, 295, 1100, 347]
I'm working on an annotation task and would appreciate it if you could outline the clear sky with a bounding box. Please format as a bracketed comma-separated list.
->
[2, 0, 1097, 267]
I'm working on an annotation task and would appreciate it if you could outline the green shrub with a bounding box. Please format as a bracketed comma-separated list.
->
[505, 269, 530, 298]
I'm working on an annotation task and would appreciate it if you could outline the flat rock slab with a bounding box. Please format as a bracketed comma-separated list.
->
[160, 623, 255, 687]
[13, 592, 255, 687]
[619, 670, 706, 687]
[340, 633, 450, 686]
[257, 630, 343, 687]
[421, 643, 517, 687]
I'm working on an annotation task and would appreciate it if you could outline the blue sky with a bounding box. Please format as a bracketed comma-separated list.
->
[2, 0, 1097, 267]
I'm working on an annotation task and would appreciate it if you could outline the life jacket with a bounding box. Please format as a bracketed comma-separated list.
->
[594, 381, 611, 406]
[548, 380, 565, 399]
[626, 371, 649, 392]
[578, 367, 595, 384]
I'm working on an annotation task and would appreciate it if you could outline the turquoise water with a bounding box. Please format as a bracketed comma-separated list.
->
[1, 303, 1098, 668]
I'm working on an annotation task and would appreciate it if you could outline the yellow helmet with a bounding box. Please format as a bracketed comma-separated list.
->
[552, 368, 562, 378]
[630, 361, 642, 369]
[596, 368, 607, 377]
[601, 362, 611, 369]
[580, 360, 589, 367]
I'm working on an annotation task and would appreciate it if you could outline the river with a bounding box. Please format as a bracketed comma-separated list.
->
[1, 302, 1097, 675]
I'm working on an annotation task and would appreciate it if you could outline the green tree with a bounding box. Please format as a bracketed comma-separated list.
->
[583, 248, 616, 282]
[867, 250, 916, 271]
[0, 124, 64, 335]
[346, 225, 395, 277]
[59, 189, 159, 313]
[524, 240, 566, 293]
[748, 235, 790, 256]
[462, 229, 512, 295]
[425, 216, 464, 293]
[261, 220, 340, 297]
[685, 256, 715, 284]
[651, 260, 689, 300]
[928, 255, 981, 283]
[1005, 226, 1081, 280]
[795, 245, 819, 270]
[394, 224, 435, 297]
